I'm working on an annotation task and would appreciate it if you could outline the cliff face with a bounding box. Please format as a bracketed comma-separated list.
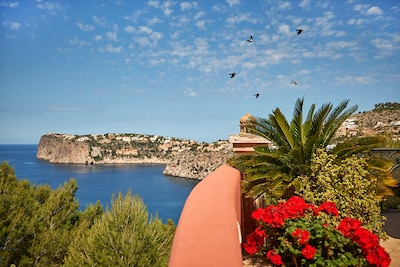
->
[163, 146, 234, 180]
[37, 133, 234, 180]
[37, 134, 92, 164]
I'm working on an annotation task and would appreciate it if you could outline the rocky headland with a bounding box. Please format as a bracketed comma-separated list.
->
[37, 133, 234, 180]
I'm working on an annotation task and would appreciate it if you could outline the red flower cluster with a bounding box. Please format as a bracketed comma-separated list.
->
[301, 244, 317, 260]
[337, 218, 391, 267]
[266, 250, 283, 265]
[242, 226, 266, 255]
[291, 228, 310, 245]
[251, 196, 321, 228]
[243, 196, 391, 266]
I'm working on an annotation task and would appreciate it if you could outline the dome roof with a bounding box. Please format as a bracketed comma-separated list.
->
[240, 113, 255, 124]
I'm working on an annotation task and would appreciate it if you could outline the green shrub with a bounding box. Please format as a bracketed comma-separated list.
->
[296, 149, 386, 239]
[64, 192, 175, 267]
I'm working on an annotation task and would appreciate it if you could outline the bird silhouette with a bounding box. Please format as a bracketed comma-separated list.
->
[296, 28, 304, 35]
[291, 80, 298, 85]
[247, 35, 254, 43]
[229, 72, 237, 78]
[254, 93, 260, 98]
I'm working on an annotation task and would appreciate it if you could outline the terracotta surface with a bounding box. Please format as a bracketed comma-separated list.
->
[169, 164, 243, 267]
[381, 211, 400, 267]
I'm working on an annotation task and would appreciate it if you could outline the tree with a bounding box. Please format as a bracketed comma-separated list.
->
[64, 191, 175, 267]
[230, 97, 358, 200]
[0, 162, 103, 266]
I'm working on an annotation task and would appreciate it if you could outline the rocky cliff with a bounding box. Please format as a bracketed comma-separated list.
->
[37, 133, 234, 180]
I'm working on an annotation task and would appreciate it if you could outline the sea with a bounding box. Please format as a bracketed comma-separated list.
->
[0, 144, 200, 224]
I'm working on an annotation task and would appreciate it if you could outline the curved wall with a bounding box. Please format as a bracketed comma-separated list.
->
[168, 164, 243, 267]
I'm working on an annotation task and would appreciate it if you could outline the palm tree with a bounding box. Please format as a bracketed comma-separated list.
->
[230, 97, 358, 200]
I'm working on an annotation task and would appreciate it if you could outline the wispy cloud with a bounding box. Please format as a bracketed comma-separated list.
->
[2, 20, 20, 30]
[76, 22, 95, 31]
[183, 88, 197, 97]
[36, 0, 63, 14]
[68, 36, 91, 47]
[0, 1, 18, 8]
[226, 0, 239, 8]
[98, 44, 123, 53]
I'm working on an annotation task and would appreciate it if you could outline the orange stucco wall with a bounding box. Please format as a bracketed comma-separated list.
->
[168, 164, 243, 267]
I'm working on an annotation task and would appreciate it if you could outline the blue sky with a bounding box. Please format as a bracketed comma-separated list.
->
[1, 0, 399, 144]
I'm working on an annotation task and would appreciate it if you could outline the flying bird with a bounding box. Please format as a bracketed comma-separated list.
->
[229, 72, 237, 78]
[291, 80, 298, 85]
[254, 93, 260, 98]
[296, 28, 304, 35]
[247, 35, 254, 43]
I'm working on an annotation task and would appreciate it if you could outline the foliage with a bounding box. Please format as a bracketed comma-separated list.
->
[296, 149, 387, 239]
[243, 196, 391, 267]
[229, 97, 358, 199]
[64, 191, 175, 267]
[0, 162, 103, 266]
[373, 102, 400, 111]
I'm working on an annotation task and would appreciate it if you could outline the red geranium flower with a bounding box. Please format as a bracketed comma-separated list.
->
[291, 228, 310, 245]
[266, 250, 283, 266]
[317, 201, 339, 216]
[301, 244, 317, 260]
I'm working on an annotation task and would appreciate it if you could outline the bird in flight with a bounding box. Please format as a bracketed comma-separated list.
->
[291, 80, 298, 85]
[247, 35, 254, 43]
[296, 28, 304, 35]
[229, 72, 237, 78]
[254, 93, 260, 98]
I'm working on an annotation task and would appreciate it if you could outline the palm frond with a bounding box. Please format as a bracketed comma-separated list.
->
[270, 108, 294, 148]
[291, 97, 305, 148]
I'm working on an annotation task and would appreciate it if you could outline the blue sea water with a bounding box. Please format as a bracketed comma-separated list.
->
[0, 144, 199, 224]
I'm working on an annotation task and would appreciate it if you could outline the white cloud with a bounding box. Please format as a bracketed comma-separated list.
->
[299, 0, 311, 9]
[94, 35, 103, 41]
[371, 38, 394, 50]
[76, 22, 94, 31]
[124, 26, 135, 33]
[335, 75, 374, 84]
[2, 20, 20, 30]
[366, 6, 383, 16]
[278, 24, 290, 34]
[0, 1, 18, 7]
[194, 11, 205, 21]
[184, 88, 197, 97]
[98, 44, 123, 53]
[278, 2, 291, 10]
[148, 0, 174, 16]
[151, 31, 163, 41]
[347, 18, 365, 25]
[36, 0, 63, 14]
[226, 0, 239, 7]
[68, 37, 91, 47]
[196, 20, 206, 30]
[138, 26, 152, 34]
[226, 12, 258, 24]
[147, 17, 162, 26]
[180, 1, 197, 11]
[148, 0, 159, 8]
[106, 31, 118, 41]
[354, 4, 383, 16]
[326, 41, 357, 49]
[92, 16, 107, 27]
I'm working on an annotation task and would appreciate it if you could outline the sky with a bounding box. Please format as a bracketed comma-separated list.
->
[0, 0, 399, 144]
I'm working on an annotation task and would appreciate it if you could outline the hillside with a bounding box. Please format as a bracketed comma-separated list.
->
[335, 103, 400, 141]
[37, 133, 233, 180]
